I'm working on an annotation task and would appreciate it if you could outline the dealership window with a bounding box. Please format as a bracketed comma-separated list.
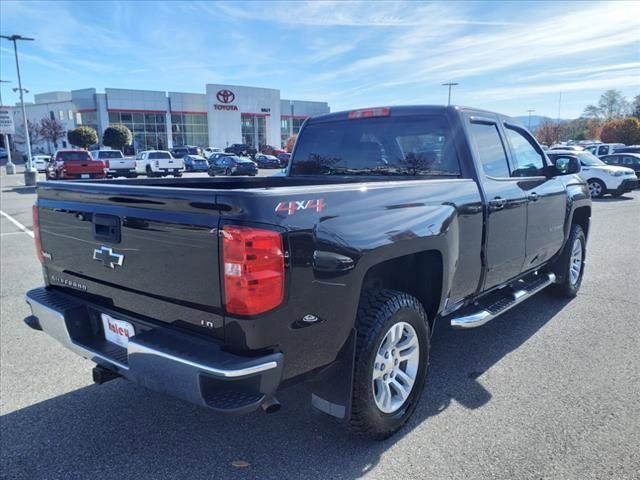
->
[171, 112, 207, 147]
[59, 110, 64, 120]
[109, 110, 167, 152]
[241, 115, 255, 146]
[68, 109, 73, 120]
[281, 116, 308, 146]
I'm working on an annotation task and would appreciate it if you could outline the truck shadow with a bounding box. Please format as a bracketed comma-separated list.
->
[1, 293, 569, 480]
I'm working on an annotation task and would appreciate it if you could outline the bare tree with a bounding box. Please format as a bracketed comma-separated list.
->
[39, 118, 66, 154]
[597, 90, 630, 120]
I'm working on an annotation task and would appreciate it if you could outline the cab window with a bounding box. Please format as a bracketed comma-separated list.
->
[598, 145, 609, 156]
[504, 126, 546, 177]
[469, 122, 510, 178]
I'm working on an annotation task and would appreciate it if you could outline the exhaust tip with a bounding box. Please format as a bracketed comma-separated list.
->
[261, 396, 281, 414]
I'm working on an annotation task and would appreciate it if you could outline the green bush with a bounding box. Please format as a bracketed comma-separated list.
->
[102, 124, 132, 151]
[67, 126, 98, 149]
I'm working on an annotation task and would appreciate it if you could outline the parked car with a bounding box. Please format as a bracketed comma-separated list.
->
[202, 147, 224, 159]
[90, 149, 137, 178]
[45, 150, 107, 180]
[224, 143, 257, 157]
[583, 143, 625, 157]
[549, 145, 583, 152]
[183, 154, 209, 172]
[613, 145, 640, 154]
[32, 155, 51, 173]
[170, 146, 201, 159]
[208, 154, 257, 176]
[135, 150, 184, 177]
[27, 105, 593, 439]
[547, 150, 637, 198]
[601, 153, 640, 180]
[254, 154, 281, 168]
[259, 145, 286, 156]
[206, 152, 234, 165]
[277, 152, 291, 167]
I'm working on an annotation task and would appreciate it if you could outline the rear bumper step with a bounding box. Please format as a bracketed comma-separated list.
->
[450, 273, 556, 329]
[25, 287, 283, 413]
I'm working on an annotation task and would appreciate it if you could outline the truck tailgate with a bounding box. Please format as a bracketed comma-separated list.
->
[36, 181, 224, 338]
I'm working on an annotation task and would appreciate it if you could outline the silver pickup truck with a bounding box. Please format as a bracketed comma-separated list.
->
[90, 149, 137, 178]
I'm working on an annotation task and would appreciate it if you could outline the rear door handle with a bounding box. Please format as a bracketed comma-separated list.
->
[528, 192, 539, 202]
[489, 197, 507, 210]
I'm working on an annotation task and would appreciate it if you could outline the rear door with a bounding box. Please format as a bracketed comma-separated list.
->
[468, 117, 527, 290]
[503, 124, 566, 269]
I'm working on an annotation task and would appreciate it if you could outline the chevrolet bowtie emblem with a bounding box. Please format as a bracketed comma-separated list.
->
[93, 246, 124, 269]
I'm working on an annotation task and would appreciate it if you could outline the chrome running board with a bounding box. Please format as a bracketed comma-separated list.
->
[450, 273, 556, 329]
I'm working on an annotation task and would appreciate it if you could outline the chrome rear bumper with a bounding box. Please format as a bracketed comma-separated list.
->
[25, 287, 283, 413]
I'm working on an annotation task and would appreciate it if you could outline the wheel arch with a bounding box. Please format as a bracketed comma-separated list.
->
[359, 250, 444, 330]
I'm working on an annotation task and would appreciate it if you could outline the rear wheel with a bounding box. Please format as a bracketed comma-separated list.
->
[550, 224, 586, 298]
[587, 178, 606, 198]
[349, 289, 429, 440]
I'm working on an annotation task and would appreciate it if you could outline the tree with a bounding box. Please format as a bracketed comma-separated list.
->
[39, 118, 66, 153]
[67, 126, 98, 149]
[285, 134, 297, 153]
[600, 117, 640, 145]
[632, 94, 640, 118]
[102, 124, 132, 151]
[26, 119, 43, 149]
[534, 121, 559, 145]
[581, 104, 601, 120]
[597, 89, 629, 120]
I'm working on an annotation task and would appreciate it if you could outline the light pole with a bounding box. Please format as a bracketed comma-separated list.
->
[0, 79, 15, 174]
[442, 82, 459, 106]
[527, 109, 535, 130]
[1, 34, 36, 185]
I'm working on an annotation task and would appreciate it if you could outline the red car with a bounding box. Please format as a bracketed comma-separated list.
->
[259, 145, 286, 156]
[45, 150, 107, 180]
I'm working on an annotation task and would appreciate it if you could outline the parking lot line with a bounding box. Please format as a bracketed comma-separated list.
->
[0, 210, 34, 238]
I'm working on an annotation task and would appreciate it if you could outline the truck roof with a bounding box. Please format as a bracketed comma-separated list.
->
[307, 104, 521, 126]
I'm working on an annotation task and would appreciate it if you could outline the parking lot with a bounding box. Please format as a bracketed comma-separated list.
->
[1, 166, 639, 479]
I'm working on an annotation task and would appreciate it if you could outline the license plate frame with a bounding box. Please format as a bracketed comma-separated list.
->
[101, 313, 135, 348]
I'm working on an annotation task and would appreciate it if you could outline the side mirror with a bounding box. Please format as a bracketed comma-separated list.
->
[555, 157, 569, 173]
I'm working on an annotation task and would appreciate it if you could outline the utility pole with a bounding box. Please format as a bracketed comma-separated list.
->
[1, 34, 36, 186]
[527, 109, 535, 130]
[0, 79, 14, 174]
[442, 82, 459, 106]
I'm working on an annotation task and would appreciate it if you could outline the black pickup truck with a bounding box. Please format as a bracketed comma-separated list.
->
[25, 106, 591, 439]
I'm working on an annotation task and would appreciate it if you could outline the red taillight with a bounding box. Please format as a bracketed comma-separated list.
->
[32, 205, 44, 264]
[105, 160, 110, 169]
[348, 107, 390, 119]
[222, 225, 284, 315]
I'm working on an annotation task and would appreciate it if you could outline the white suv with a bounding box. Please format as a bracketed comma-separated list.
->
[135, 150, 184, 177]
[548, 150, 637, 198]
[583, 143, 625, 157]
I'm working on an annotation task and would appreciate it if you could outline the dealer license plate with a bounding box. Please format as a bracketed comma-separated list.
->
[81, 174, 90, 179]
[101, 313, 135, 348]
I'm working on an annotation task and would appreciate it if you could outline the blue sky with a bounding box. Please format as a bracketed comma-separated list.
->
[1, 0, 638, 118]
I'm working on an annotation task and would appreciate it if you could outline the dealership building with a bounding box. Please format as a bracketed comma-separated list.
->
[9, 84, 329, 153]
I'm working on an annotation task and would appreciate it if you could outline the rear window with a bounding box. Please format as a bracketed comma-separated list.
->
[149, 152, 172, 159]
[96, 151, 124, 159]
[57, 151, 92, 161]
[290, 115, 460, 176]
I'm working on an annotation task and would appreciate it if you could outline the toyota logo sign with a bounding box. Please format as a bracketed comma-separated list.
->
[216, 89, 235, 104]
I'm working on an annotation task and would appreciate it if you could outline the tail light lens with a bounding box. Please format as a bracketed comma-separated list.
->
[348, 107, 390, 119]
[104, 160, 110, 169]
[222, 225, 284, 315]
[32, 205, 44, 264]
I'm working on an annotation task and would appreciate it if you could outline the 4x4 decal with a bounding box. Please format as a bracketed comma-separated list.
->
[275, 199, 325, 215]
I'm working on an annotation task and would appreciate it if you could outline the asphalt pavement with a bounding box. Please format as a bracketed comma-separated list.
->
[1, 166, 639, 479]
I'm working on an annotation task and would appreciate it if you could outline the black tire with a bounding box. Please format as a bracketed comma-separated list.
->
[349, 289, 430, 440]
[225, 168, 231, 176]
[587, 178, 606, 198]
[145, 166, 154, 178]
[550, 224, 586, 298]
